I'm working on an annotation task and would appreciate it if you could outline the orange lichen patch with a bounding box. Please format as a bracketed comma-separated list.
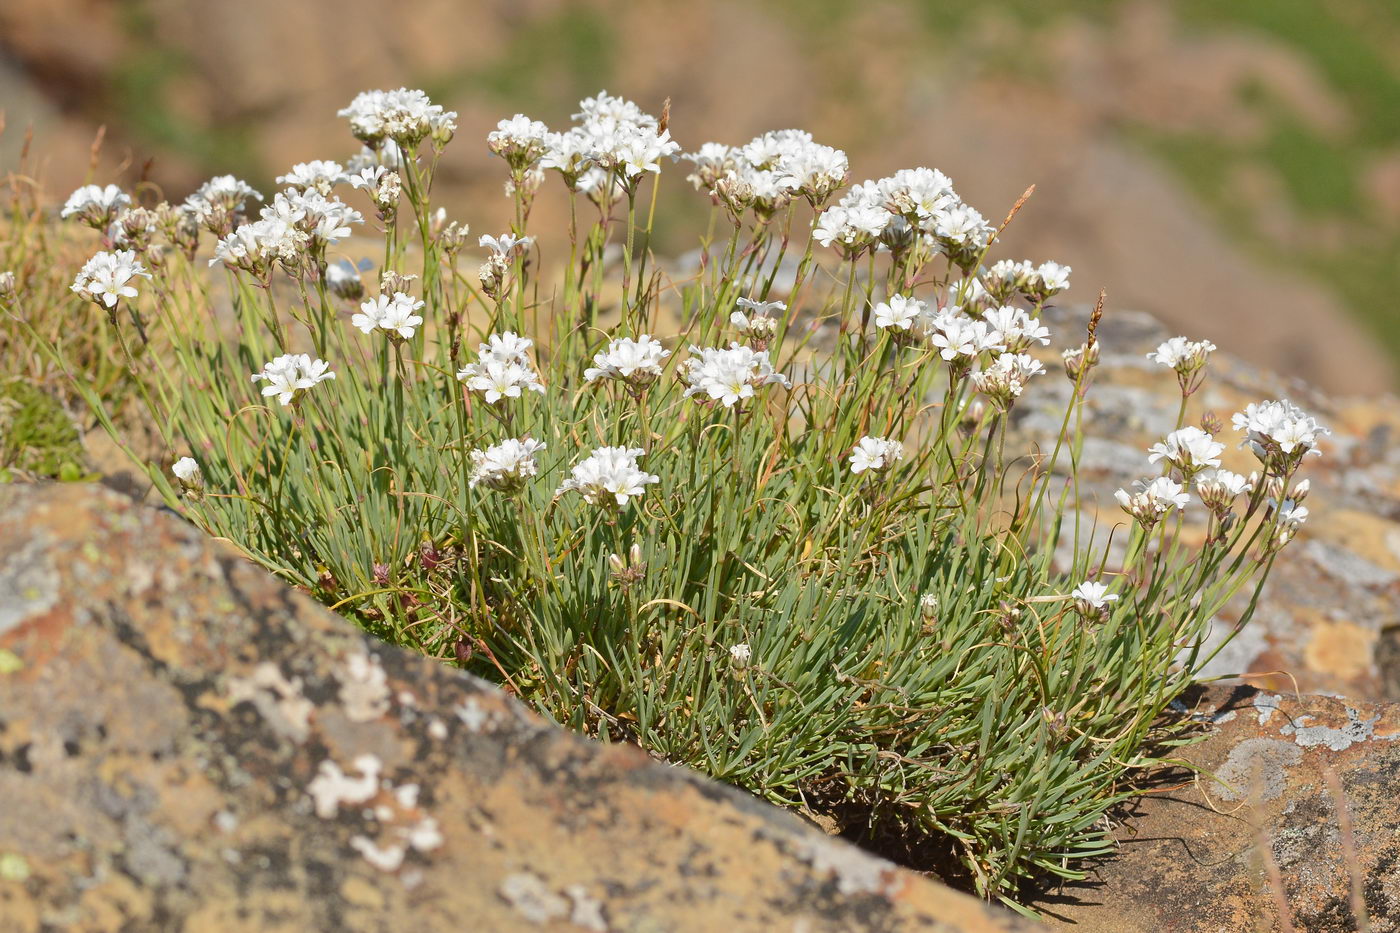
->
[1303, 616, 1378, 684]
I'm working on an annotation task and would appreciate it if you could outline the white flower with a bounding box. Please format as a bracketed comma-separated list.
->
[71, 250, 151, 308]
[352, 292, 424, 340]
[982, 306, 1051, 352]
[338, 88, 457, 147]
[730, 297, 786, 342]
[849, 436, 904, 475]
[276, 160, 345, 195]
[1195, 469, 1253, 515]
[1231, 399, 1328, 470]
[171, 456, 202, 487]
[970, 353, 1045, 410]
[930, 311, 1004, 364]
[209, 217, 308, 274]
[1115, 477, 1191, 526]
[345, 165, 402, 212]
[1070, 581, 1118, 616]
[556, 446, 659, 509]
[488, 114, 551, 169]
[1147, 336, 1216, 376]
[1268, 497, 1310, 549]
[456, 332, 544, 403]
[61, 184, 130, 228]
[250, 354, 336, 406]
[459, 358, 544, 404]
[183, 175, 263, 234]
[584, 335, 671, 387]
[264, 189, 362, 245]
[873, 295, 925, 332]
[1147, 427, 1225, 477]
[479, 233, 534, 257]
[933, 203, 992, 247]
[680, 343, 791, 407]
[469, 437, 546, 493]
[729, 643, 752, 670]
[1027, 261, 1071, 298]
[984, 259, 1034, 302]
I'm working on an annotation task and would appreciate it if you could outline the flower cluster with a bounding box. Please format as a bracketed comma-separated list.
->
[556, 446, 659, 509]
[1115, 477, 1191, 528]
[680, 343, 791, 407]
[1231, 399, 1328, 475]
[250, 354, 336, 407]
[346, 165, 402, 215]
[470, 437, 546, 493]
[277, 160, 345, 196]
[971, 353, 1046, 411]
[981, 260, 1072, 303]
[456, 332, 545, 404]
[61, 184, 130, 229]
[682, 129, 848, 218]
[1146, 426, 1224, 479]
[849, 436, 904, 475]
[70, 250, 150, 308]
[584, 335, 671, 389]
[490, 91, 678, 205]
[813, 167, 995, 267]
[1195, 469, 1254, 516]
[339, 88, 457, 148]
[730, 297, 785, 347]
[210, 186, 363, 276]
[352, 292, 424, 341]
[1148, 336, 1216, 392]
[182, 175, 263, 236]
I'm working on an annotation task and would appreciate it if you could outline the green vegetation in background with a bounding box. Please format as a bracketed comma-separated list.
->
[0, 380, 90, 481]
[113, 0, 260, 191]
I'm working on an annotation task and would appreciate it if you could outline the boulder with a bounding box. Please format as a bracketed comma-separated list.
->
[1042, 685, 1400, 932]
[0, 484, 1038, 933]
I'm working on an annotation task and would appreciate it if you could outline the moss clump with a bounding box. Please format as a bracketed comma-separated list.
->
[0, 380, 88, 480]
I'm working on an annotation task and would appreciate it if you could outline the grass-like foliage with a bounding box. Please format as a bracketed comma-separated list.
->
[6, 90, 1324, 908]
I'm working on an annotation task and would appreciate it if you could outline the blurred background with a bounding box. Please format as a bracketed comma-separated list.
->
[3, 0, 1398, 393]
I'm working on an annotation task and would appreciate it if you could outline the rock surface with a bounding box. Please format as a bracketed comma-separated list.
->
[1041, 685, 1400, 932]
[0, 484, 1039, 933]
[1024, 305, 1400, 703]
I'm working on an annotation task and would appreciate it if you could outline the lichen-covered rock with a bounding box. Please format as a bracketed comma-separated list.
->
[0, 484, 1039, 933]
[1042, 685, 1400, 932]
[1023, 306, 1400, 702]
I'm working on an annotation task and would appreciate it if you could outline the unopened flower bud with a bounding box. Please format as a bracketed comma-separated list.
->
[379, 270, 417, 295]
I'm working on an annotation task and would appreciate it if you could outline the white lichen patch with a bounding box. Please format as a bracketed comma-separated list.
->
[327, 768, 444, 873]
[227, 661, 315, 742]
[785, 831, 899, 897]
[308, 753, 381, 818]
[427, 718, 449, 740]
[1254, 693, 1284, 726]
[454, 697, 498, 733]
[339, 651, 392, 722]
[350, 835, 406, 872]
[499, 872, 570, 923]
[1281, 707, 1396, 751]
[565, 884, 609, 932]
[1169, 698, 1237, 724]
[1214, 738, 1303, 802]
